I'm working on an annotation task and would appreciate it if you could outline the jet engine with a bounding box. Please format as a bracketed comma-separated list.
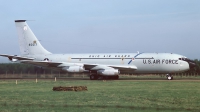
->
[97, 69, 120, 75]
[11, 58, 18, 62]
[8, 57, 18, 62]
[8, 55, 18, 62]
[62, 66, 85, 72]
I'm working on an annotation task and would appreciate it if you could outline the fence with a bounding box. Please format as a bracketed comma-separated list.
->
[0, 72, 199, 79]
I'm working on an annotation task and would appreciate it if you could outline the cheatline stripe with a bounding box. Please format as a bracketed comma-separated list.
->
[71, 57, 154, 59]
[128, 52, 145, 64]
[71, 58, 132, 59]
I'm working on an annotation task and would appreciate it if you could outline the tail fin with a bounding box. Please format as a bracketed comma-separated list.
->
[15, 20, 51, 55]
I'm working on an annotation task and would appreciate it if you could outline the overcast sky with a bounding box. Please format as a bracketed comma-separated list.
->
[0, 0, 200, 62]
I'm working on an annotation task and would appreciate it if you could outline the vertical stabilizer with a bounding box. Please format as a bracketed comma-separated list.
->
[15, 20, 51, 55]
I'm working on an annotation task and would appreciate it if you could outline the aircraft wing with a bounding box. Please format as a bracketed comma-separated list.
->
[21, 60, 62, 67]
[82, 64, 137, 71]
[0, 54, 34, 60]
[20, 60, 137, 72]
[109, 65, 137, 70]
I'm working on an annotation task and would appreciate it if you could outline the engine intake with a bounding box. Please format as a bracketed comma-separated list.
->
[8, 57, 18, 62]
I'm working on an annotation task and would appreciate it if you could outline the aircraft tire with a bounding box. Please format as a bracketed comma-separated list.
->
[167, 76, 173, 80]
[90, 75, 97, 80]
[104, 76, 109, 80]
[98, 75, 103, 80]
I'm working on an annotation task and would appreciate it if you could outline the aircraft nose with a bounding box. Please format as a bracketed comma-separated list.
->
[189, 62, 196, 69]
[187, 60, 196, 69]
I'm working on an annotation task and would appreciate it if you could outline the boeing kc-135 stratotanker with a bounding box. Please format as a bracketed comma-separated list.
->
[0, 20, 196, 80]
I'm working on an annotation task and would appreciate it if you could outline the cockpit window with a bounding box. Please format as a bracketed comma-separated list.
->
[179, 58, 194, 63]
[179, 58, 187, 61]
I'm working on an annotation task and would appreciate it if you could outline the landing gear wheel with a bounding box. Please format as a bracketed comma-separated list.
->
[90, 75, 97, 80]
[166, 74, 173, 80]
[104, 76, 109, 80]
[167, 76, 173, 80]
[167, 76, 172, 80]
[97, 75, 103, 80]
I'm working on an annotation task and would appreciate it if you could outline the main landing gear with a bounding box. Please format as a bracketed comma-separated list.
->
[90, 75, 119, 80]
[166, 74, 173, 80]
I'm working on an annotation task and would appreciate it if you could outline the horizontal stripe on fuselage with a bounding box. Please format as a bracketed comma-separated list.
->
[71, 58, 154, 59]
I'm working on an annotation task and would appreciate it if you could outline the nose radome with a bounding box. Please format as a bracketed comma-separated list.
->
[180, 61, 190, 71]
[188, 61, 196, 69]
[184, 59, 196, 69]
[180, 58, 197, 70]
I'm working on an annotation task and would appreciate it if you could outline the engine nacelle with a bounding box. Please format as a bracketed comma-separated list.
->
[97, 69, 120, 75]
[8, 58, 18, 62]
[8, 55, 18, 62]
[12, 58, 18, 62]
[62, 66, 85, 72]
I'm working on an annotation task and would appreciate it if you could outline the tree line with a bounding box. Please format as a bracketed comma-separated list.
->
[0, 59, 200, 74]
[0, 63, 56, 74]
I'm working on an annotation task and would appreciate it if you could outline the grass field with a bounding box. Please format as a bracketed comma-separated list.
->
[0, 78, 200, 112]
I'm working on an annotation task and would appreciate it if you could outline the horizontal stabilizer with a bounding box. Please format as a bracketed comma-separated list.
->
[0, 54, 34, 60]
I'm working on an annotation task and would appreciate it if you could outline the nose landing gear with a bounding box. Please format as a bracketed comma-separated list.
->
[166, 74, 173, 80]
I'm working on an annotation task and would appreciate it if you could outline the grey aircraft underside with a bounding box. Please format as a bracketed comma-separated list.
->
[0, 20, 196, 80]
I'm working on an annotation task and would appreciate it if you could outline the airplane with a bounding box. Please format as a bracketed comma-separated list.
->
[0, 20, 196, 80]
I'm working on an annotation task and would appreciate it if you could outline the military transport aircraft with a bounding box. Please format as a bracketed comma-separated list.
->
[0, 20, 196, 80]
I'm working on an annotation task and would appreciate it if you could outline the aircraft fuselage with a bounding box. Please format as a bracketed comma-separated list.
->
[27, 52, 190, 74]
